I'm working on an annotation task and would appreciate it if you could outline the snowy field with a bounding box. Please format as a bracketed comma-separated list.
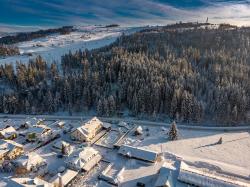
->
[120, 125, 250, 186]
[0, 26, 141, 66]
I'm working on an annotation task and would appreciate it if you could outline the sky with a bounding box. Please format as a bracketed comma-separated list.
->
[0, 0, 250, 32]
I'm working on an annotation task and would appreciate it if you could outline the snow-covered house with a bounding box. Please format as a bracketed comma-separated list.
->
[24, 118, 43, 127]
[66, 147, 102, 171]
[14, 152, 48, 174]
[56, 121, 65, 128]
[154, 162, 175, 187]
[118, 145, 159, 162]
[49, 169, 78, 186]
[99, 163, 124, 185]
[52, 140, 73, 155]
[0, 126, 17, 140]
[0, 139, 24, 161]
[178, 161, 250, 187]
[10, 177, 51, 187]
[71, 117, 104, 142]
[25, 125, 53, 142]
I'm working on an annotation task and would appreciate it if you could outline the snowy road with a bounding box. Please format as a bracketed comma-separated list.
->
[0, 114, 250, 132]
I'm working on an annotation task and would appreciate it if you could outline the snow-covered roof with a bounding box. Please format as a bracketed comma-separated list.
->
[102, 122, 111, 129]
[27, 125, 50, 134]
[0, 126, 16, 138]
[57, 121, 65, 126]
[53, 140, 71, 150]
[25, 117, 43, 127]
[72, 117, 103, 137]
[118, 145, 158, 162]
[154, 162, 175, 187]
[82, 154, 102, 171]
[66, 147, 99, 169]
[14, 152, 45, 169]
[78, 147, 98, 162]
[0, 139, 23, 156]
[49, 169, 78, 186]
[10, 177, 51, 187]
[178, 161, 250, 187]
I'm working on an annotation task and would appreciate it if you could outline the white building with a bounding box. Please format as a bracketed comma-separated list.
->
[14, 152, 47, 174]
[56, 121, 65, 128]
[118, 145, 159, 162]
[0, 139, 24, 161]
[25, 125, 53, 142]
[49, 169, 78, 186]
[71, 117, 104, 142]
[178, 161, 250, 187]
[52, 140, 73, 155]
[66, 147, 102, 171]
[0, 126, 17, 140]
[10, 177, 51, 187]
[154, 162, 175, 187]
[24, 118, 43, 127]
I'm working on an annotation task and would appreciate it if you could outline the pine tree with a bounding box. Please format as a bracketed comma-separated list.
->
[168, 121, 178, 140]
[97, 99, 104, 116]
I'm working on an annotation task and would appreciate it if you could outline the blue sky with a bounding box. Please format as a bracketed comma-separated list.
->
[0, 0, 250, 32]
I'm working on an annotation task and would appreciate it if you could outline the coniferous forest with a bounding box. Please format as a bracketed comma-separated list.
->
[0, 25, 250, 125]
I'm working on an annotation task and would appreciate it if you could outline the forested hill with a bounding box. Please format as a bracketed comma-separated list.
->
[0, 24, 249, 125]
[0, 26, 74, 45]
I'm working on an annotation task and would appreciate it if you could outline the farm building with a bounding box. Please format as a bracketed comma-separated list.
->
[70, 117, 104, 142]
[118, 145, 159, 162]
[0, 139, 23, 161]
[66, 147, 102, 171]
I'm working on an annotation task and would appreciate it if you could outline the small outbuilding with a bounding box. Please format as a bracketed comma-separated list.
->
[49, 169, 78, 186]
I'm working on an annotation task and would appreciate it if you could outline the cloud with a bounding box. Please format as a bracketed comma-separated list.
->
[0, 0, 250, 32]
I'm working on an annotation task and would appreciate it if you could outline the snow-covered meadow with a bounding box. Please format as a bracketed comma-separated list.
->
[0, 26, 141, 66]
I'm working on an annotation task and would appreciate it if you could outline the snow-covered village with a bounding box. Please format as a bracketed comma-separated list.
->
[0, 115, 249, 187]
[1, 1, 250, 187]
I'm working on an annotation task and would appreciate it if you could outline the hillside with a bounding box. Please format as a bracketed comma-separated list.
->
[0, 23, 249, 125]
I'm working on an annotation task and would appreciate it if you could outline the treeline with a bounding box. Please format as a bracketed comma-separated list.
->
[0, 45, 19, 57]
[0, 25, 250, 124]
[0, 26, 74, 45]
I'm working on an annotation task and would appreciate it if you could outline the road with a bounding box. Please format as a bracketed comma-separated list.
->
[0, 114, 250, 132]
